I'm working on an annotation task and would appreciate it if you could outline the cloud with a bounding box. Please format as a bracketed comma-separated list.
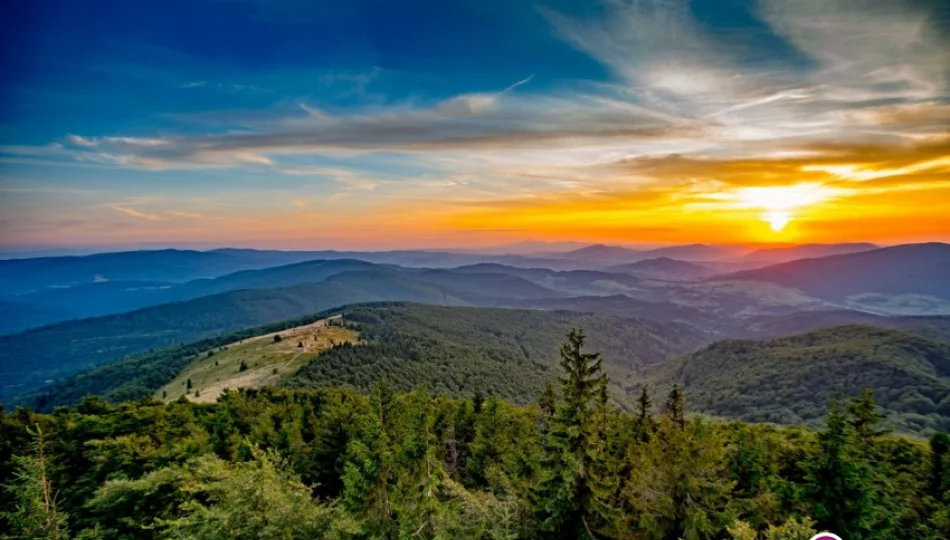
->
[19, 0, 939, 180]
[168, 210, 203, 218]
[110, 206, 163, 221]
[36, 91, 694, 170]
[67, 135, 98, 148]
[4, 0, 948, 247]
[181, 81, 207, 88]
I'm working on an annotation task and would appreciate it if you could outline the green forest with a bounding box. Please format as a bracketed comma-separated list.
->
[646, 325, 950, 434]
[3, 330, 949, 539]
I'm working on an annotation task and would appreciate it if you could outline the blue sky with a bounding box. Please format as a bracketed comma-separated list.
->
[1, 0, 948, 250]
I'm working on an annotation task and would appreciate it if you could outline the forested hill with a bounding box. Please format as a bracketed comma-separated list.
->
[740, 309, 950, 342]
[288, 303, 710, 406]
[0, 284, 370, 399]
[0, 279, 466, 399]
[15, 303, 710, 412]
[3, 342, 949, 539]
[646, 324, 950, 433]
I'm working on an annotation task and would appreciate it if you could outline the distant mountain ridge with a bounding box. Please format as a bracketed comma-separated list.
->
[606, 257, 713, 279]
[740, 242, 878, 263]
[1, 262, 607, 397]
[719, 243, 950, 307]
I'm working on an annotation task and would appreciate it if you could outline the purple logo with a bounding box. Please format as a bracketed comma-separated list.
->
[809, 534, 842, 540]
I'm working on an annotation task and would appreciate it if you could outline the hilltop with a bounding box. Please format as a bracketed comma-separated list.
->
[721, 243, 950, 314]
[644, 325, 950, 433]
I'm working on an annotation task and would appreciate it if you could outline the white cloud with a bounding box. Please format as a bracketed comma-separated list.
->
[109, 206, 163, 221]
[67, 134, 98, 148]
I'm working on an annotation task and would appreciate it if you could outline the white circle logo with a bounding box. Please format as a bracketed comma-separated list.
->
[809, 534, 842, 540]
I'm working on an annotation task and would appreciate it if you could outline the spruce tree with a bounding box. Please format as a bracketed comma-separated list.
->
[848, 388, 885, 444]
[0, 425, 69, 540]
[533, 328, 611, 539]
[665, 384, 686, 430]
[341, 381, 396, 537]
[392, 389, 446, 538]
[930, 432, 950, 501]
[635, 386, 654, 442]
[472, 390, 485, 415]
[466, 395, 503, 486]
[808, 401, 876, 539]
[539, 383, 557, 420]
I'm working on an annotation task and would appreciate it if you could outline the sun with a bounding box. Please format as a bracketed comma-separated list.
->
[729, 183, 843, 234]
[763, 211, 790, 232]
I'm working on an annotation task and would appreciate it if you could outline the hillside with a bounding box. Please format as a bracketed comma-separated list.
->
[0, 248, 335, 295]
[0, 260, 413, 330]
[289, 303, 710, 407]
[0, 300, 73, 336]
[644, 325, 950, 433]
[606, 257, 713, 280]
[0, 259, 601, 332]
[11, 309, 347, 410]
[741, 309, 950, 342]
[159, 317, 358, 403]
[447, 264, 644, 295]
[741, 242, 878, 263]
[0, 280, 451, 399]
[721, 243, 950, 312]
[510, 294, 723, 329]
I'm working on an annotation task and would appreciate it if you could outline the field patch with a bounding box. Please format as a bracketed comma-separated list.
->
[157, 316, 357, 403]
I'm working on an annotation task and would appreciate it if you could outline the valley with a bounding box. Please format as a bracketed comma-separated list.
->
[2, 243, 950, 540]
[3, 242, 950, 420]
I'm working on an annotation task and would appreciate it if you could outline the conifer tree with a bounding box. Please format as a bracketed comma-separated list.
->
[341, 381, 396, 537]
[930, 432, 950, 501]
[0, 425, 69, 540]
[466, 395, 504, 487]
[848, 388, 884, 444]
[533, 328, 611, 539]
[392, 389, 446, 538]
[665, 384, 686, 430]
[623, 414, 732, 539]
[452, 399, 476, 477]
[539, 383, 557, 420]
[635, 386, 654, 442]
[472, 390, 485, 415]
[808, 401, 877, 539]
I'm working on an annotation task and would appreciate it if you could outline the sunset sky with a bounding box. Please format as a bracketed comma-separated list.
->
[1, 0, 948, 251]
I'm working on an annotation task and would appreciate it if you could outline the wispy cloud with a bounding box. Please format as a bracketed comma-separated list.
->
[3, 0, 948, 247]
[67, 134, 98, 148]
[109, 206, 163, 221]
[168, 210, 203, 218]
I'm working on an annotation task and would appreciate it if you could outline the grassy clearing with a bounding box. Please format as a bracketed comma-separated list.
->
[157, 316, 357, 403]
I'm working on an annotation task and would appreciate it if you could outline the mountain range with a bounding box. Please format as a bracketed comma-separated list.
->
[3, 241, 950, 436]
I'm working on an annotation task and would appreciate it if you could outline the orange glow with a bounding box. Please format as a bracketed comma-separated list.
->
[4, 140, 949, 250]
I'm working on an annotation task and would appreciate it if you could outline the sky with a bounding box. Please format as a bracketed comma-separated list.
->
[1, 0, 948, 251]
